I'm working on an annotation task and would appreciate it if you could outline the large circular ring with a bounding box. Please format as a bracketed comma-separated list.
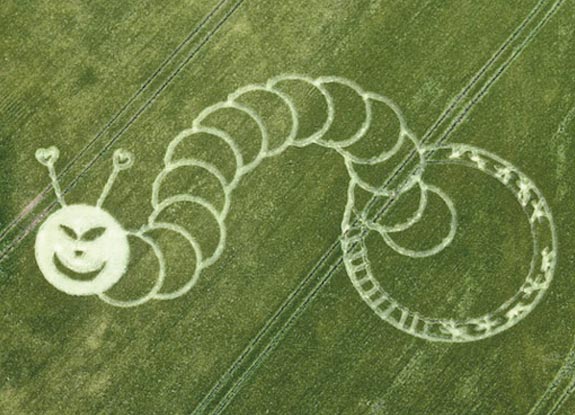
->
[341, 144, 557, 342]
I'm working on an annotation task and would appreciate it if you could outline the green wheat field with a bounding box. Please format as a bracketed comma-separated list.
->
[0, 0, 574, 414]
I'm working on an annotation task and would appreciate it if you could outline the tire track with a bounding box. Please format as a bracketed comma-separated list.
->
[419, 0, 548, 144]
[209, 256, 345, 415]
[375, 0, 564, 217]
[527, 105, 575, 415]
[190, 1, 564, 413]
[528, 349, 575, 415]
[0, 0, 229, 243]
[0, 0, 246, 265]
[433, 0, 566, 145]
[190, 247, 343, 414]
[548, 379, 575, 415]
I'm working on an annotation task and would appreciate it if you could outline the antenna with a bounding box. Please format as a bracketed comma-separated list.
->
[35, 146, 66, 207]
[97, 149, 134, 208]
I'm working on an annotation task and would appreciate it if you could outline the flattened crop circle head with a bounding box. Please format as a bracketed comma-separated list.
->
[35, 204, 130, 296]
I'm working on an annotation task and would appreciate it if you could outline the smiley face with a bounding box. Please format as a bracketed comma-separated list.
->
[35, 204, 130, 296]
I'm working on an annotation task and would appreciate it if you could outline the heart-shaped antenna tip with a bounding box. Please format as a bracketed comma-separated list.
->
[113, 149, 134, 170]
[35, 146, 60, 167]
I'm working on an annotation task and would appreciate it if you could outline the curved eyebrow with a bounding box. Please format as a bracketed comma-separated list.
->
[59, 225, 78, 240]
[81, 227, 107, 241]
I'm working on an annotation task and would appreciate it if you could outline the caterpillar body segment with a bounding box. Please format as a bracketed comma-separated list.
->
[149, 75, 424, 303]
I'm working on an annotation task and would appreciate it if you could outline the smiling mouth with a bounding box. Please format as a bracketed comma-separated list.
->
[53, 254, 106, 281]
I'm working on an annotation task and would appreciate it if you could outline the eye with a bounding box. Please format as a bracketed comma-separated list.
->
[81, 227, 107, 241]
[59, 225, 78, 240]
